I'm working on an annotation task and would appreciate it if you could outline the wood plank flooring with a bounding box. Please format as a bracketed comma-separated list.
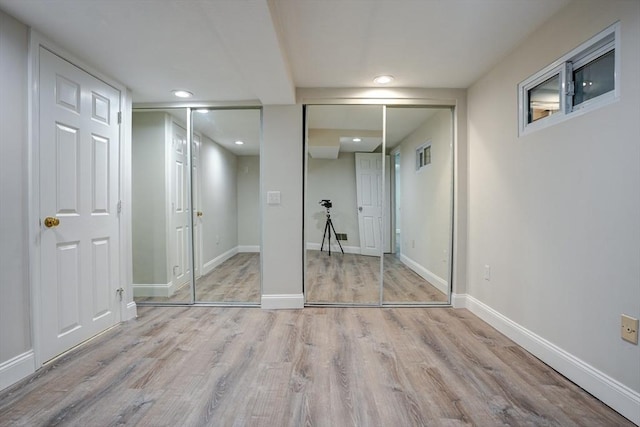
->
[306, 251, 448, 304]
[136, 253, 260, 304]
[0, 306, 633, 426]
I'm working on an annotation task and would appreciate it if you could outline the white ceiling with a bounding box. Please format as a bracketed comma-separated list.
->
[0, 0, 570, 105]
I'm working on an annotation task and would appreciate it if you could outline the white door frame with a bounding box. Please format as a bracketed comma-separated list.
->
[28, 32, 135, 368]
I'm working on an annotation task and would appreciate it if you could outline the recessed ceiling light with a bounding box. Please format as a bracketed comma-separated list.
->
[353, 138, 362, 142]
[373, 75, 394, 85]
[172, 90, 193, 98]
[235, 140, 244, 145]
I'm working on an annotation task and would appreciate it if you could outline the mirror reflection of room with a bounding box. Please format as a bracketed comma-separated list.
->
[305, 105, 384, 305]
[304, 104, 454, 306]
[131, 108, 261, 305]
[192, 108, 261, 304]
[131, 108, 192, 304]
[384, 107, 453, 304]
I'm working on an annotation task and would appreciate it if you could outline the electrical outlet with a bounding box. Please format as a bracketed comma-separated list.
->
[621, 315, 638, 344]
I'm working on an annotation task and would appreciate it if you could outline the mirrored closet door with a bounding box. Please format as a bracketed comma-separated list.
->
[383, 107, 453, 305]
[132, 108, 192, 304]
[132, 107, 261, 305]
[305, 105, 384, 305]
[304, 104, 453, 306]
[192, 108, 261, 304]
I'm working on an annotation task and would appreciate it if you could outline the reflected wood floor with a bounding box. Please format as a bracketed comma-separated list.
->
[0, 306, 632, 426]
[136, 253, 260, 304]
[306, 250, 447, 304]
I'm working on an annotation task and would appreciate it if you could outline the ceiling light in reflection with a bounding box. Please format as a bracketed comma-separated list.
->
[235, 140, 244, 145]
[172, 90, 193, 98]
[373, 75, 394, 85]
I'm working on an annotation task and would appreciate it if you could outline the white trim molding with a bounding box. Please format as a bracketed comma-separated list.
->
[400, 254, 448, 295]
[132, 281, 174, 298]
[202, 247, 239, 276]
[124, 301, 138, 321]
[455, 294, 640, 425]
[261, 294, 304, 310]
[0, 351, 35, 392]
[238, 245, 260, 253]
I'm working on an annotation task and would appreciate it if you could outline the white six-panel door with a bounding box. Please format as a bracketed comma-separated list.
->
[170, 121, 191, 291]
[355, 153, 384, 256]
[39, 48, 121, 363]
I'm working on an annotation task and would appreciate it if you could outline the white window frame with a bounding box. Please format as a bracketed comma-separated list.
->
[518, 22, 620, 137]
[416, 141, 432, 171]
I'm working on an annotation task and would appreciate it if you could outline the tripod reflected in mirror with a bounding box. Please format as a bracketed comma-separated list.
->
[319, 200, 344, 256]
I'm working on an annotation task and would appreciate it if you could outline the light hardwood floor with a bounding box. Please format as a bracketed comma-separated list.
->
[136, 253, 261, 304]
[0, 306, 632, 426]
[306, 251, 448, 304]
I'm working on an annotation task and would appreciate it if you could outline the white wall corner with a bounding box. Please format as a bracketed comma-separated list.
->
[0, 351, 35, 392]
[457, 294, 640, 425]
[261, 294, 304, 310]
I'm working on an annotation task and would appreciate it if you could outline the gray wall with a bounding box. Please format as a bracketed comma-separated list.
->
[398, 109, 452, 282]
[237, 155, 260, 248]
[467, 0, 639, 395]
[201, 134, 238, 263]
[0, 9, 31, 375]
[131, 112, 168, 284]
[262, 105, 303, 300]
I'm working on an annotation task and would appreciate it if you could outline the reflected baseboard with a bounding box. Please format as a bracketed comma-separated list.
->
[306, 242, 361, 254]
[202, 247, 239, 276]
[132, 281, 174, 298]
[399, 254, 448, 295]
[238, 245, 260, 253]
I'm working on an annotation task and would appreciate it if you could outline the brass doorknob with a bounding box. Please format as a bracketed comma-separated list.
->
[44, 217, 60, 228]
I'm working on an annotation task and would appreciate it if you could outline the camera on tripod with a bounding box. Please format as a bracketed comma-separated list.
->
[319, 199, 332, 209]
[318, 199, 343, 255]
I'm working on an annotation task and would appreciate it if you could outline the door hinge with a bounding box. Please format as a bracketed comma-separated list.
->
[117, 200, 122, 214]
[117, 111, 122, 124]
[116, 287, 124, 301]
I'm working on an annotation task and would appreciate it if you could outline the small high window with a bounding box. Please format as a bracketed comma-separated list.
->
[416, 142, 431, 171]
[518, 22, 619, 136]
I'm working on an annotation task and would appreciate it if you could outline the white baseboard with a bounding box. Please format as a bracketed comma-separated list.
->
[306, 242, 361, 255]
[451, 293, 466, 308]
[132, 281, 174, 298]
[456, 294, 640, 425]
[202, 247, 239, 276]
[238, 245, 260, 253]
[124, 301, 137, 321]
[0, 351, 35, 392]
[399, 254, 448, 295]
[261, 294, 304, 309]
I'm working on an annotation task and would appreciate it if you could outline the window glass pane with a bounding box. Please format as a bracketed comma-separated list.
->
[573, 49, 614, 106]
[528, 74, 560, 124]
